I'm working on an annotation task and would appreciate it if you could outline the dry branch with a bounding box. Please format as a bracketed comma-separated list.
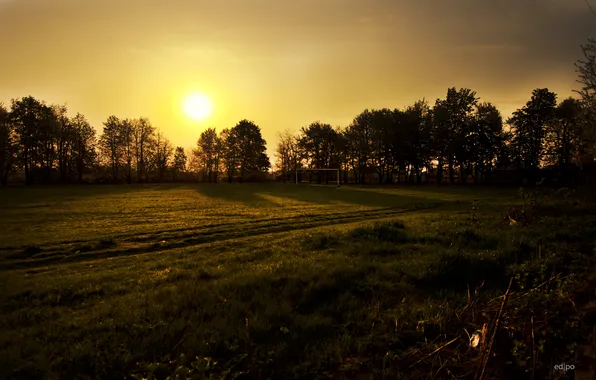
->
[476, 277, 513, 380]
[410, 337, 459, 368]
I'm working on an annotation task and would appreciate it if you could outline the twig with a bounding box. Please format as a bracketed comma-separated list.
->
[457, 295, 479, 318]
[476, 277, 513, 380]
[170, 327, 190, 356]
[427, 352, 440, 379]
[432, 356, 450, 380]
[166, 306, 193, 360]
[409, 337, 459, 368]
[584, 0, 596, 20]
[514, 273, 562, 301]
[568, 296, 578, 312]
[488, 273, 562, 304]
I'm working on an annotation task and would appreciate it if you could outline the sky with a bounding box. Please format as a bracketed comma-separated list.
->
[1, 0, 596, 158]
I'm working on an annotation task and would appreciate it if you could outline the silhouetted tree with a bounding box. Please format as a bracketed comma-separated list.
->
[70, 113, 96, 183]
[219, 128, 238, 183]
[133, 117, 155, 183]
[431, 100, 451, 185]
[574, 40, 596, 174]
[195, 128, 220, 183]
[508, 88, 557, 183]
[99, 116, 124, 181]
[468, 102, 504, 184]
[404, 100, 432, 184]
[333, 127, 350, 184]
[173, 147, 187, 181]
[348, 110, 374, 184]
[151, 130, 173, 182]
[0, 103, 16, 186]
[52, 104, 73, 182]
[439, 88, 478, 184]
[230, 120, 270, 182]
[10, 96, 53, 184]
[367, 109, 395, 184]
[543, 98, 583, 184]
[576, 38, 596, 115]
[495, 130, 514, 174]
[116, 119, 134, 183]
[274, 129, 299, 182]
[297, 122, 338, 184]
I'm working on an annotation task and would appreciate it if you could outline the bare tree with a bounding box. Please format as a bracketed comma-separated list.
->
[99, 115, 123, 181]
[274, 129, 299, 182]
[70, 113, 96, 183]
[173, 146, 187, 181]
[133, 117, 155, 183]
[152, 130, 173, 182]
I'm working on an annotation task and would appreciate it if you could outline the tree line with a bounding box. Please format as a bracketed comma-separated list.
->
[2, 39, 596, 187]
[276, 87, 591, 186]
[0, 96, 270, 185]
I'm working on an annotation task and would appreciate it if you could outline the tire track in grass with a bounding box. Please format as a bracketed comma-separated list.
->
[127, 203, 438, 243]
[0, 203, 442, 270]
[0, 204, 434, 252]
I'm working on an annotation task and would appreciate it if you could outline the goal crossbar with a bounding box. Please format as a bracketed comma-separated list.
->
[295, 168, 340, 186]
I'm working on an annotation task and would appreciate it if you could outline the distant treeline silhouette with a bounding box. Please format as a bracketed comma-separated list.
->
[279, 87, 591, 186]
[2, 39, 596, 187]
[0, 100, 271, 185]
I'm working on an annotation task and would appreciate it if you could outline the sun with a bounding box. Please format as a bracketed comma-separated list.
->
[183, 93, 213, 121]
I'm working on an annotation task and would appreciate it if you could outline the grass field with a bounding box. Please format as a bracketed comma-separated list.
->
[1, 183, 594, 379]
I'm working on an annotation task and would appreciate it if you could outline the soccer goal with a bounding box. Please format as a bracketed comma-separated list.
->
[295, 168, 340, 186]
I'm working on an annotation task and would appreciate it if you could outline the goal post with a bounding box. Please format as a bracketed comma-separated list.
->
[295, 168, 340, 186]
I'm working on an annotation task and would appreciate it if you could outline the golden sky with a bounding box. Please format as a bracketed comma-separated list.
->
[1, 0, 595, 157]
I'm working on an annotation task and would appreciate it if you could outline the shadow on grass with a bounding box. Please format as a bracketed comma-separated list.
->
[194, 183, 450, 209]
[416, 252, 509, 294]
[194, 183, 273, 207]
[0, 184, 167, 209]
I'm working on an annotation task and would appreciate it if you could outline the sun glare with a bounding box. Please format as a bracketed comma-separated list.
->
[183, 93, 213, 121]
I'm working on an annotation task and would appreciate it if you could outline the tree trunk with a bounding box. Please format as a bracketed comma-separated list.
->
[416, 164, 421, 184]
[460, 164, 466, 185]
[111, 160, 117, 181]
[78, 158, 84, 182]
[474, 163, 479, 185]
[24, 150, 31, 185]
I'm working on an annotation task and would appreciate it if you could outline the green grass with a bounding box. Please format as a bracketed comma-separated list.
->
[0, 183, 593, 379]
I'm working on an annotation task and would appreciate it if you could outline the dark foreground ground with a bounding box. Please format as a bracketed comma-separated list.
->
[0, 183, 595, 379]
